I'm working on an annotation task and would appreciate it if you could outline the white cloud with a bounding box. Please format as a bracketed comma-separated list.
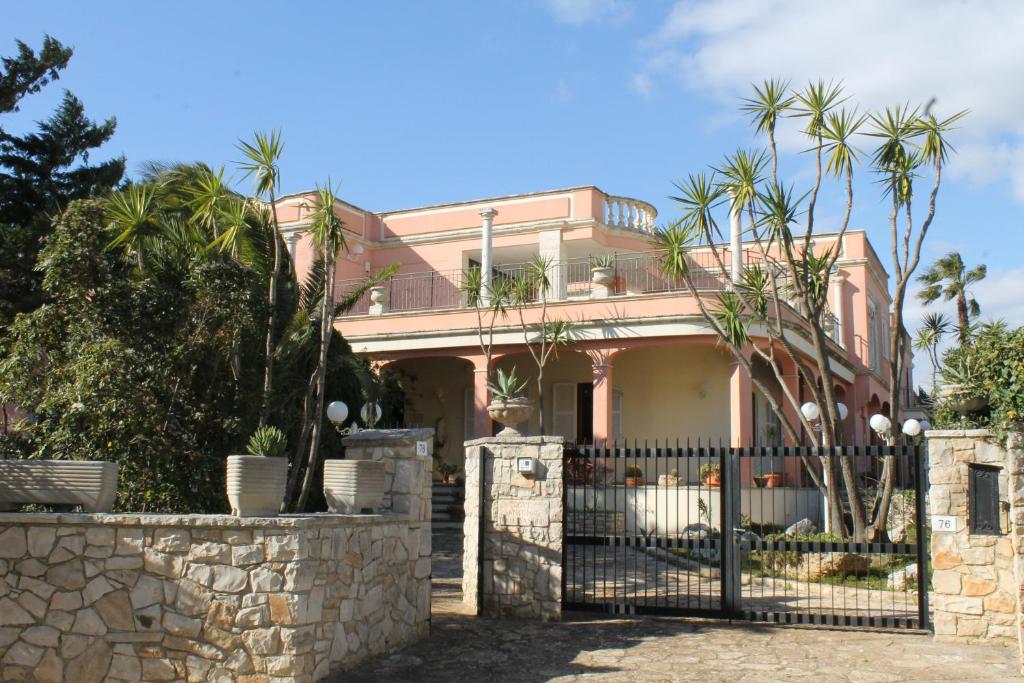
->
[542, 0, 631, 25]
[634, 0, 1024, 200]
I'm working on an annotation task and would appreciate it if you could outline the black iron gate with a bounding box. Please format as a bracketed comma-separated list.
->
[562, 443, 929, 629]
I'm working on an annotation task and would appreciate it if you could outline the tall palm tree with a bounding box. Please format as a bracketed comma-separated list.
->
[289, 181, 346, 511]
[913, 312, 952, 391]
[916, 252, 986, 340]
[237, 130, 285, 426]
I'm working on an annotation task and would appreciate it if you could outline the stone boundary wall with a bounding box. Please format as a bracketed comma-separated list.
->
[462, 436, 563, 620]
[0, 513, 430, 682]
[928, 429, 1023, 650]
[0, 428, 433, 682]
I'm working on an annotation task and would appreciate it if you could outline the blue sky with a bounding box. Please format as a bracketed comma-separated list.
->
[6, 0, 1023, 372]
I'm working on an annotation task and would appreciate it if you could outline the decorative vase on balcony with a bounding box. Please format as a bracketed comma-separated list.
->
[486, 367, 532, 436]
[0, 460, 119, 512]
[368, 285, 388, 315]
[590, 254, 615, 286]
[323, 459, 385, 513]
[227, 426, 289, 517]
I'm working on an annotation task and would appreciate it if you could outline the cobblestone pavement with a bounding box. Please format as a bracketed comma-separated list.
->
[338, 531, 1023, 682]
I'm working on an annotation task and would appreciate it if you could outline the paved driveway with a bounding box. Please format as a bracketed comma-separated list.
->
[338, 532, 1022, 682]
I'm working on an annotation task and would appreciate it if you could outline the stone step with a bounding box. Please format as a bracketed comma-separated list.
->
[432, 521, 463, 531]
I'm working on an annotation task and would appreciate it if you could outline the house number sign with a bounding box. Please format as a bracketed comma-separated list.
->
[416, 441, 429, 456]
[931, 515, 957, 532]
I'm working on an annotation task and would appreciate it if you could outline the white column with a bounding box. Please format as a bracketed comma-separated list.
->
[729, 192, 742, 284]
[833, 270, 846, 348]
[285, 231, 301, 262]
[479, 208, 497, 304]
[538, 229, 565, 300]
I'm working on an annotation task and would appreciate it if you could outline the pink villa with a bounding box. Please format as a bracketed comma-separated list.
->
[276, 186, 909, 476]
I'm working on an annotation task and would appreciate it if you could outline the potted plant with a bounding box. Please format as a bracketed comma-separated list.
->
[939, 355, 988, 414]
[437, 461, 459, 484]
[324, 457, 385, 514]
[487, 366, 532, 436]
[657, 467, 680, 487]
[624, 465, 644, 488]
[764, 472, 785, 488]
[226, 426, 289, 517]
[590, 254, 615, 286]
[0, 459, 120, 513]
[700, 462, 721, 487]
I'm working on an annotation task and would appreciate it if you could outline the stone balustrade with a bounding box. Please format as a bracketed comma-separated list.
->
[603, 196, 657, 234]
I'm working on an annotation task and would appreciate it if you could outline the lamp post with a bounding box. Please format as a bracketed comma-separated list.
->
[800, 401, 848, 534]
[326, 400, 382, 436]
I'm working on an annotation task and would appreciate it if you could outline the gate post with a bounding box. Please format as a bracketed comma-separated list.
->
[462, 435, 565, 620]
[721, 446, 742, 618]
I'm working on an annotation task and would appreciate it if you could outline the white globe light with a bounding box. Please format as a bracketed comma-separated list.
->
[360, 402, 382, 426]
[901, 419, 922, 437]
[800, 402, 820, 421]
[920, 419, 932, 431]
[837, 402, 849, 421]
[869, 413, 892, 434]
[326, 401, 349, 425]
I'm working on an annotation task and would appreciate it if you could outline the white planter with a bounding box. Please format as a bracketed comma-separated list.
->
[226, 455, 288, 517]
[0, 460, 119, 512]
[323, 460, 385, 514]
[591, 266, 613, 286]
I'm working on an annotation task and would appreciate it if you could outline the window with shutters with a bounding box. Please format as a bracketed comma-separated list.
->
[552, 382, 577, 442]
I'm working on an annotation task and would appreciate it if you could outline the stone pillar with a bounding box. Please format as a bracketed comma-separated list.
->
[463, 436, 564, 620]
[928, 429, 1023, 647]
[833, 270, 846, 348]
[591, 356, 614, 445]
[342, 428, 434, 575]
[285, 231, 302, 262]
[479, 208, 497, 304]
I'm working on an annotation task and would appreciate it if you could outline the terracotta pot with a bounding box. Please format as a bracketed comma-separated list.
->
[226, 456, 288, 517]
[0, 460, 119, 512]
[703, 473, 721, 487]
[487, 398, 533, 436]
[323, 459, 385, 514]
[764, 472, 784, 488]
[625, 477, 644, 488]
[591, 266, 613, 286]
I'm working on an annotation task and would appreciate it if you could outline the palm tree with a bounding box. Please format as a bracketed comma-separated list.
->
[913, 312, 952, 391]
[289, 181, 347, 511]
[916, 252, 986, 340]
[237, 130, 285, 426]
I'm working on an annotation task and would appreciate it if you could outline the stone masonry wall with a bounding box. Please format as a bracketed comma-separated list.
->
[0, 513, 430, 682]
[462, 436, 563, 620]
[928, 429, 1022, 647]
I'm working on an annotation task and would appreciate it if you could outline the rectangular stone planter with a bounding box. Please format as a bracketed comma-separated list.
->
[0, 459, 118, 512]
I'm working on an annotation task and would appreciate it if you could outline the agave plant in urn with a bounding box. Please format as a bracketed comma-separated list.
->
[487, 366, 532, 436]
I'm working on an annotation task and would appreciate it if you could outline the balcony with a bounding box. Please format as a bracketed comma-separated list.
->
[336, 249, 765, 317]
[602, 195, 657, 234]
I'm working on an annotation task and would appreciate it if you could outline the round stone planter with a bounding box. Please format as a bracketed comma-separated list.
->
[323, 459, 385, 514]
[0, 460, 119, 512]
[369, 285, 388, 306]
[939, 383, 988, 414]
[487, 398, 533, 436]
[591, 266, 613, 286]
[226, 455, 288, 517]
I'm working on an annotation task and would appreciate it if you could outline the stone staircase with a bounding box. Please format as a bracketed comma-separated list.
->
[432, 482, 465, 531]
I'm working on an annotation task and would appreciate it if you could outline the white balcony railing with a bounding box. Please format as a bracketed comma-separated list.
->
[603, 196, 657, 234]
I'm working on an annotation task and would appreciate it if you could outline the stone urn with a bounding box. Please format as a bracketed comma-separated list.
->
[487, 398, 533, 436]
[591, 266, 613, 286]
[369, 285, 387, 306]
[323, 459, 385, 513]
[938, 383, 988, 414]
[226, 455, 288, 517]
[0, 460, 119, 512]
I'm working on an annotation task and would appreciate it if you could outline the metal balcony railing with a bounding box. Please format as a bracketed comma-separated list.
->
[335, 249, 772, 317]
